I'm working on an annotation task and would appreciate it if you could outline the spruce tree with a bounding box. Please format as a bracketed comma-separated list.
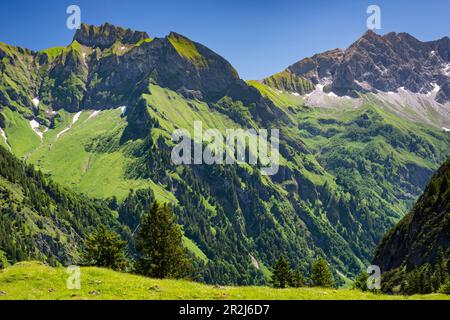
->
[84, 226, 127, 271]
[290, 268, 305, 288]
[439, 279, 450, 294]
[0, 250, 9, 269]
[135, 201, 190, 279]
[271, 254, 292, 288]
[311, 256, 334, 288]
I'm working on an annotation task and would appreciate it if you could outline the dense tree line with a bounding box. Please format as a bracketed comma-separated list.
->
[271, 254, 334, 289]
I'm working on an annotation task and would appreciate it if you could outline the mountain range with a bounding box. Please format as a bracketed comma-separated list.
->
[0, 23, 449, 285]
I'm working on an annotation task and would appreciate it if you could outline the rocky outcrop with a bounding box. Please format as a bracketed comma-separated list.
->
[288, 48, 344, 84]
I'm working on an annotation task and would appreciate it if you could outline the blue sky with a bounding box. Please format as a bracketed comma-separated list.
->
[0, 0, 449, 79]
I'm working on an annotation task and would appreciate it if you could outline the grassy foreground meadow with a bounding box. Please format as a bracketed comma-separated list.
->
[0, 262, 448, 300]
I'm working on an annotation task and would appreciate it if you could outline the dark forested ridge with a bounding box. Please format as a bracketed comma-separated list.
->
[373, 157, 450, 294]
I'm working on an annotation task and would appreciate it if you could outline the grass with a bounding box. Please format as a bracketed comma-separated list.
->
[145, 84, 238, 136]
[167, 33, 208, 68]
[136, 38, 153, 47]
[1, 107, 41, 158]
[247, 80, 304, 109]
[39, 46, 65, 60]
[182, 237, 208, 263]
[0, 262, 448, 300]
[26, 109, 148, 200]
[1, 107, 174, 202]
[144, 84, 286, 165]
[261, 70, 314, 95]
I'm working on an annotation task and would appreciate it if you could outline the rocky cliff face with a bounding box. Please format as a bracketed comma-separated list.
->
[373, 156, 449, 279]
[1, 23, 257, 114]
[73, 23, 150, 49]
[263, 31, 450, 103]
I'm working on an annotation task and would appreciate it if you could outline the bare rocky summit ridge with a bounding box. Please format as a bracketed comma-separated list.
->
[74, 23, 150, 49]
[264, 30, 450, 103]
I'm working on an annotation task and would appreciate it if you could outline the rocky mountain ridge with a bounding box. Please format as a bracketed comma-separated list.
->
[263, 30, 450, 103]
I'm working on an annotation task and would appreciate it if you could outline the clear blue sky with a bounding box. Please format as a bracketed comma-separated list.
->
[1, 0, 449, 80]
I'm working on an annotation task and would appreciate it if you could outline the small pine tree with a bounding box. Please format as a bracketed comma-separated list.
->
[271, 254, 292, 288]
[404, 269, 420, 295]
[290, 268, 305, 288]
[439, 279, 450, 295]
[311, 257, 334, 288]
[84, 226, 127, 271]
[353, 271, 370, 291]
[135, 201, 190, 279]
[0, 250, 9, 269]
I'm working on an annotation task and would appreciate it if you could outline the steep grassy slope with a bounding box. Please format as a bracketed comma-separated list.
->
[373, 157, 450, 294]
[0, 146, 121, 266]
[261, 71, 315, 95]
[1, 107, 172, 202]
[1, 262, 448, 300]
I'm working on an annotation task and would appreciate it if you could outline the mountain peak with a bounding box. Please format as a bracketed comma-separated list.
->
[353, 29, 385, 46]
[73, 23, 150, 49]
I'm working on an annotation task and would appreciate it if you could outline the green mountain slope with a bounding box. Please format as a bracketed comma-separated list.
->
[1, 23, 450, 286]
[0, 145, 120, 265]
[373, 157, 450, 293]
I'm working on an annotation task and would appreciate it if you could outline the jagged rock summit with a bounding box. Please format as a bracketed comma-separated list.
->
[74, 22, 150, 48]
[263, 30, 450, 103]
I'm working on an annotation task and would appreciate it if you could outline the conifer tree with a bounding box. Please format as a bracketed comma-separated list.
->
[271, 254, 292, 288]
[290, 267, 305, 288]
[311, 256, 334, 288]
[135, 201, 190, 279]
[84, 226, 127, 271]
[352, 271, 370, 291]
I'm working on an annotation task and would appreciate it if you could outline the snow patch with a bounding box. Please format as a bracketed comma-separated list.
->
[29, 120, 45, 140]
[426, 83, 441, 96]
[32, 98, 40, 108]
[327, 92, 338, 98]
[444, 64, 450, 76]
[291, 92, 300, 97]
[87, 110, 100, 121]
[0, 128, 10, 150]
[316, 84, 324, 92]
[57, 111, 82, 139]
[120, 46, 125, 51]
[0, 128, 7, 142]
[72, 111, 82, 124]
[119, 106, 127, 116]
[442, 127, 450, 133]
[432, 83, 441, 92]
